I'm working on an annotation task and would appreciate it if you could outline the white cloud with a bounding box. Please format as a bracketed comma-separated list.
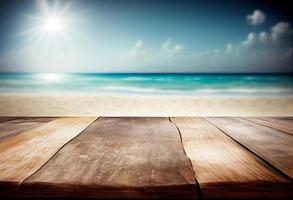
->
[259, 31, 268, 43]
[225, 43, 233, 54]
[271, 22, 292, 42]
[162, 38, 171, 50]
[193, 49, 222, 62]
[242, 32, 256, 47]
[129, 39, 147, 58]
[246, 10, 266, 26]
[162, 38, 184, 56]
[213, 49, 220, 57]
[197, 51, 210, 58]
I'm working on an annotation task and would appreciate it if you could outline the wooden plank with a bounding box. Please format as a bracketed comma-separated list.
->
[273, 117, 293, 122]
[260, 117, 293, 129]
[0, 117, 57, 142]
[171, 117, 292, 198]
[20, 117, 196, 199]
[244, 117, 293, 135]
[206, 117, 293, 179]
[259, 117, 293, 128]
[0, 117, 19, 123]
[0, 117, 96, 197]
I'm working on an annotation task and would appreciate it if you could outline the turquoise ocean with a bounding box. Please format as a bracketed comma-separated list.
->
[0, 73, 293, 97]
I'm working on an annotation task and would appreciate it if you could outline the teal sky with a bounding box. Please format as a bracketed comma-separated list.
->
[0, 0, 292, 73]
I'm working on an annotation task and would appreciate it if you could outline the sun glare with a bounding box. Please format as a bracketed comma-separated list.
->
[38, 73, 65, 82]
[19, 0, 75, 47]
[43, 16, 63, 33]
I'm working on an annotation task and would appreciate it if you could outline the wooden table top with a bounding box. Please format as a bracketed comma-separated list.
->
[0, 117, 292, 198]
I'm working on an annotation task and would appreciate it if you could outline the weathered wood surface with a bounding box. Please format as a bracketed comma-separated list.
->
[0, 117, 96, 197]
[273, 117, 293, 122]
[261, 117, 293, 127]
[171, 117, 291, 198]
[0, 117, 19, 123]
[206, 117, 293, 179]
[20, 117, 196, 199]
[0, 117, 56, 142]
[244, 117, 293, 135]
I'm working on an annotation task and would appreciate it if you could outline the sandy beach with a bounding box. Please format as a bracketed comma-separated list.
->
[0, 93, 292, 116]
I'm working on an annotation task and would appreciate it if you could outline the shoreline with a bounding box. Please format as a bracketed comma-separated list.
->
[0, 92, 292, 99]
[0, 93, 292, 116]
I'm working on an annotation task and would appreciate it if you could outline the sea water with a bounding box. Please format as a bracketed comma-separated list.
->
[0, 73, 292, 97]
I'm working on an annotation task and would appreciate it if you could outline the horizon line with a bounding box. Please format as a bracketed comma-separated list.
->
[1, 72, 293, 75]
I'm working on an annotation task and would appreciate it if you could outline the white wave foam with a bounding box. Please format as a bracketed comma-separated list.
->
[100, 85, 293, 96]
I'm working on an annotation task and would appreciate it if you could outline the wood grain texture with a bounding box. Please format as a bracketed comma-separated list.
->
[20, 117, 196, 199]
[171, 117, 292, 198]
[244, 117, 293, 135]
[0, 117, 56, 142]
[273, 117, 293, 122]
[0, 117, 19, 123]
[206, 117, 293, 179]
[0, 117, 96, 197]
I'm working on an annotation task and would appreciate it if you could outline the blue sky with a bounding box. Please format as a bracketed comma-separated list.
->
[0, 0, 292, 73]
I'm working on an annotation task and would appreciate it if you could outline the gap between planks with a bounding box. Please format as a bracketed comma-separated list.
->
[241, 117, 293, 136]
[168, 117, 202, 199]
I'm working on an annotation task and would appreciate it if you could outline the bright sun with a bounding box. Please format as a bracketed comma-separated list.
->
[43, 16, 63, 33]
[21, 0, 74, 44]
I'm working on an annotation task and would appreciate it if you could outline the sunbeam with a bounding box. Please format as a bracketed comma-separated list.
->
[17, 0, 75, 51]
[43, 16, 63, 33]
